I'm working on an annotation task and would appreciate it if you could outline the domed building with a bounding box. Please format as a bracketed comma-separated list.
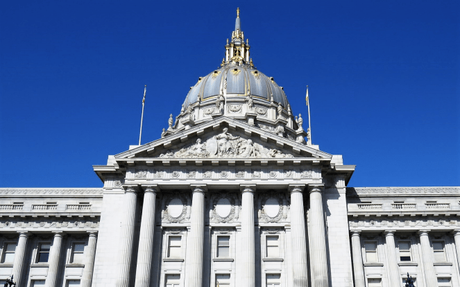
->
[1, 9, 460, 287]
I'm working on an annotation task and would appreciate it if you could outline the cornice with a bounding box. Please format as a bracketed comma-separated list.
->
[347, 187, 460, 197]
[0, 188, 103, 197]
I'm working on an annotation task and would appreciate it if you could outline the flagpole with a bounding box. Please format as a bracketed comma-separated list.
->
[306, 85, 312, 145]
[138, 85, 147, 145]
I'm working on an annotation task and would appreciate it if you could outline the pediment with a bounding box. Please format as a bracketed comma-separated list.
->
[115, 117, 332, 161]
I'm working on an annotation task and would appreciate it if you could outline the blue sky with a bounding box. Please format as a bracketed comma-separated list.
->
[0, 0, 459, 187]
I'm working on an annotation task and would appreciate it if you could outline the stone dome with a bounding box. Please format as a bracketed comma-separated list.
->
[182, 63, 290, 109]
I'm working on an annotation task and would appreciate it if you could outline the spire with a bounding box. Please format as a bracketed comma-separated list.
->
[235, 7, 241, 31]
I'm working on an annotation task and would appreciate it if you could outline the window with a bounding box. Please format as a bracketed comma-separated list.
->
[438, 278, 451, 287]
[66, 280, 81, 287]
[432, 241, 446, 262]
[367, 278, 382, 287]
[31, 280, 46, 287]
[266, 235, 279, 258]
[167, 236, 181, 258]
[398, 241, 411, 261]
[70, 243, 85, 263]
[37, 243, 51, 263]
[266, 274, 281, 287]
[217, 236, 230, 258]
[215, 274, 230, 286]
[2, 243, 17, 263]
[364, 241, 378, 262]
[165, 274, 180, 287]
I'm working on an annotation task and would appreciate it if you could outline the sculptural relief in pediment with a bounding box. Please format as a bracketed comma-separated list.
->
[159, 128, 294, 159]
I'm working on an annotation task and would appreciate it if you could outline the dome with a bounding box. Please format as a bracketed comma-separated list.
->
[182, 63, 289, 109]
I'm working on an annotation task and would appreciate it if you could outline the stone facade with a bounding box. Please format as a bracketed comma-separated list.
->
[1, 10, 459, 287]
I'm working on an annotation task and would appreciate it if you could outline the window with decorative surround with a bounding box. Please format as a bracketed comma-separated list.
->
[266, 235, 279, 258]
[66, 279, 81, 287]
[1, 242, 16, 263]
[266, 274, 281, 287]
[165, 274, 180, 287]
[367, 278, 382, 287]
[36, 243, 51, 263]
[398, 241, 411, 261]
[432, 241, 446, 262]
[437, 278, 451, 287]
[215, 274, 230, 286]
[364, 241, 378, 262]
[70, 242, 85, 264]
[216, 236, 230, 258]
[31, 280, 46, 287]
[167, 236, 182, 258]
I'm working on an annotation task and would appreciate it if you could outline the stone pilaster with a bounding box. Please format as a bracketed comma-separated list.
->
[351, 231, 365, 287]
[81, 231, 97, 287]
[289, 184, 309, 287]
[308, 184, 329, 287]
[384, 230, 400, 287]
[12, 231, 29, 287]
[116, 185, 138, 287]
[419, 230, 437, 287]
[453, 230, 460, 271]
[45, 232, 63, 287]
[240, 185, 256, 287]
[185, 185, 206, 287]
[135, 185, 158, 287]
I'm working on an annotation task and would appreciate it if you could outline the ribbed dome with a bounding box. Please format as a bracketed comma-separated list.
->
[182, 63, 290, 109]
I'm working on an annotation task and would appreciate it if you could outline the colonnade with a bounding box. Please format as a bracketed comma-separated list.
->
[351, 229, 460, 287]
[6, 231, 97, 287]
[117, 183, 329, 287]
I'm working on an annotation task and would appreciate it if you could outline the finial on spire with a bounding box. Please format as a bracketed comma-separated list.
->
[237, 7, 240, 18]
[235, 8, 241, 31]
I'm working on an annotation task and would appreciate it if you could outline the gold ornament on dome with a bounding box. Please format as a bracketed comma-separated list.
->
[231, 68, 241, 75]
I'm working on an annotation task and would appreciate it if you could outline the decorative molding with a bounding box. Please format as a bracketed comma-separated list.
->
[211, 193, 236, 223]
[162, 194, 189, 223]
[0, 188, 103, 196]
[349, 187, 460, 196]
[227, 104, 242, 113]
[259, 193, 285, 223]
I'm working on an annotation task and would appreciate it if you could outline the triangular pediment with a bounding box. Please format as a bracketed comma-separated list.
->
[115, 117, 331, 161]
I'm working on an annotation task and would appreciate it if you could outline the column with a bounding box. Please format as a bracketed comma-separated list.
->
[45, 232, 63, 287]
[185, 185, 206, 287]
[419, 230, 437, 287]
[12, 231, 29, 287]
[289, 185, 309, 287]
[81, 231, 97, 287]
[384, 230, 400, 287]
[135, 185, 158, 287]
[453, 230, 460, 270]
[116, 185, 138, 287]
[351, 231, 365, 287]
[308, 184, 329, 287]
[240, 185, 256, 287]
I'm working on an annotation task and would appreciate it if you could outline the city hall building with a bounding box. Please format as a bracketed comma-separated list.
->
[1, 10, 459, 287]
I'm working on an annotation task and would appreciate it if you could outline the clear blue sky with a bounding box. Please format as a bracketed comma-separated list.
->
[1, 0, 459, 187]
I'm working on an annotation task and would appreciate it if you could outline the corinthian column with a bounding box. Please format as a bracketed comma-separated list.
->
[351, 231, 365, 287]
[384, 231, 400, 287]
[185, 185, 206, 287]
[12, 232, 29, 287]
[46, 232, 64, 287]
[419, 230, 437, 287]
[116, 185, 138, 287]
[308, 184, 329, 287]
[240, 185, 256, 287]
[135, 185, 158, 287]
[81, 231, 97, 287]
[289, 184, 309, 287]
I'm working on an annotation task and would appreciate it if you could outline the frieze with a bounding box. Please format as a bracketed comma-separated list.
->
[0, 188, 103, 196]
[227, 104, 242, 113]
[0, 218, 99, 229]
[158, 128, 293, 159]
[349, 217, 460, 230]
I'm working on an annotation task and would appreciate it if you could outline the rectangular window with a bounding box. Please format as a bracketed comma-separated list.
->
[215, 274, 230, 286]
[266, 274, 281, 287]
[167, 236, 181, 258]
[368, 278, 382, 287]
[398, 241, 411, 261]
[2, 243, 17, 263]
[31, 280, 46, 287]
[37, 243, 51, 263]
[433, 241, 446, 262]
[364, 241, 378, 262]
[438, 278, 451, 287]
[66, 280, 81, 287]
[266, 235, 280, 258]
[165, 274, 180, 287]
[70, 243, 85, 263]
[217, 236, 230, 258]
